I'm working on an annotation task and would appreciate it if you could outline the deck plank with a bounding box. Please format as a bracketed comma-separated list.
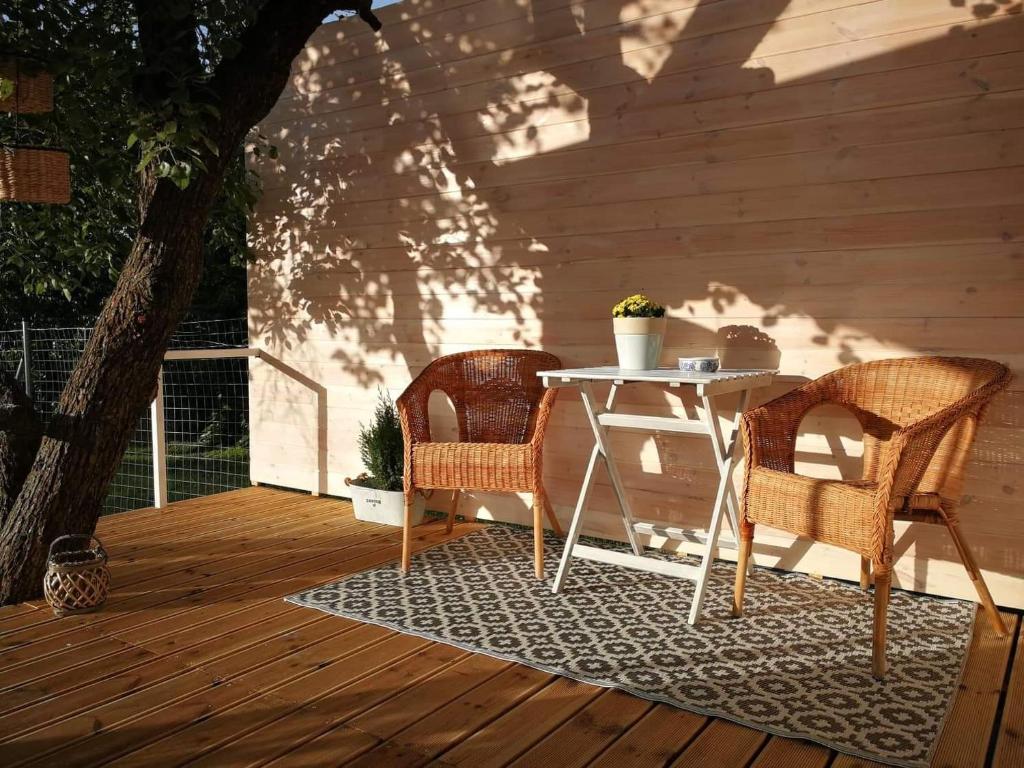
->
[0, 488, 1018, 768]
[265, 653, 510, 767]
[0, 517, 402, 652]
[588, 705, 706, 767]
[345, 664, 553, 766]
[668, 720, 768, 767]
[505, 688, 653, 768]
[0, 524, 390, 684]
[0, 518, 365, 683]
[931, 610, 1017, 768]
[7, 618, 352, 766]
[0, 494, 365, 642]
[102, 631, 429, 768]
[437, 676, 605, 766]
[184, 643, 469, 768]
[750, 737, 831, 768]
[993, 615, 1024, 768]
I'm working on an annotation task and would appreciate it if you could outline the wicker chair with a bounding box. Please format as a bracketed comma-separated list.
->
[397, 350, 563, 578]
[732, 357, 1011, 679]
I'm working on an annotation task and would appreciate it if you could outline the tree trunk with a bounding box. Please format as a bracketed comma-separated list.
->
[0, 369, 41, 530]
[0, 178, 216, 604]
[0, 0, 379, 606]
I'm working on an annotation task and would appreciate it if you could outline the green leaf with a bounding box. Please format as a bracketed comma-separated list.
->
[0, 1, 255, 324]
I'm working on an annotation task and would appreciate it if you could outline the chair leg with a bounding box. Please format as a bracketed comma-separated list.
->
[733, 530, 753, 618]
[446, 489, 461, 535]
[541, 488, 563, 537]
[945, 518, 1007, 636]
[532, 492, 545, 580]
[872, 567, 891, 680]
[402, 491, 415, 574]
[859, 556, 872, 591]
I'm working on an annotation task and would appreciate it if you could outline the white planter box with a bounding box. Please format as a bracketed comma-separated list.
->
[612, 316, 666, 370]
[348, 482, 425, 527]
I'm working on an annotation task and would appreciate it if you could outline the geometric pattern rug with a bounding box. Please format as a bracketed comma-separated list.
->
[286, 525, 975, 767]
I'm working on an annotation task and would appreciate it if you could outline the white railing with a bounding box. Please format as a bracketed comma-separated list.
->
[150, 348, 326, 507]
[2, 318, 252, 513]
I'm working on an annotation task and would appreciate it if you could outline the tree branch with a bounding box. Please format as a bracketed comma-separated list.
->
[132, 0, 204, 101]
[208, 1, 380, 162]
[132, 0, 206, 210]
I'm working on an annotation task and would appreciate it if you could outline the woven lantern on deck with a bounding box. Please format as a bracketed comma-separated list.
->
[0, 145, 70, 204]
[0, 57, 54, 113]
[43, 534, 110, 617]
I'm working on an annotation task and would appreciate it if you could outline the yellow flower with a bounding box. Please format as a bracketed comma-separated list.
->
[612, 294, 665, 318]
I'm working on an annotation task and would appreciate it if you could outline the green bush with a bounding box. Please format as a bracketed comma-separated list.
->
[199, 396, 246, 448]
[166, 442, 202, 456]
[355, 389, 404, 492]
[202, 445, 250, 462]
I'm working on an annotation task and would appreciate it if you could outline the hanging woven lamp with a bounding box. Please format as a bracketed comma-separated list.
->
[0, 145, 70, 204]
[0, 51, 70, 204]
[0, 56, 53, 114]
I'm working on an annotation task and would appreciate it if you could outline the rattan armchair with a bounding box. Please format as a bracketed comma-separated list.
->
[732, 357, 1011, 679]
[397, 350, 563, 578]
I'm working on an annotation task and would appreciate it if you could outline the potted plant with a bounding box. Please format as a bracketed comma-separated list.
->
[346, 390, 425, 526]
[612, 294, 667, 370]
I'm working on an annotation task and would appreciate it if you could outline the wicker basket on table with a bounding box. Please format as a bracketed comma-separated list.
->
[43, 534, 110, 617]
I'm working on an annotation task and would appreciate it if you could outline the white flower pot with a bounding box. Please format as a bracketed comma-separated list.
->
[613, 316, 666, 370]
[347, 480, 425, 527]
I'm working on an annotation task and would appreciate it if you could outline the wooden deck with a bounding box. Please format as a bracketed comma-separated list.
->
[0, 487, 1020, 767]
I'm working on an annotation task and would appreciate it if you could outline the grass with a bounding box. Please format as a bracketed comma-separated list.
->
[103, 442, 250, 514]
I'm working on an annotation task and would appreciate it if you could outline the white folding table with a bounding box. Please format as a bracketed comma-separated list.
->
[538, 366, 775, 624]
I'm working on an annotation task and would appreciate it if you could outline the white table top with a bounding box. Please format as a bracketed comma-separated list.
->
[538, 366, 776, 385]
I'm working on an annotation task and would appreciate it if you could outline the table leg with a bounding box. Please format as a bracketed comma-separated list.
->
[702, 390, 753, 575]
[580, 381, 644, 557]
[688, 454, 731, 624]
[553, 384, 622, 593]
[689, 391, 751, 623]
[552, 440, 601, 594]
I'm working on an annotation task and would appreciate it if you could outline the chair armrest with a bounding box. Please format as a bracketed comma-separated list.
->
[875, 394, 993, 507]
[528, 385, 560, 450]
[396, 379, 432, 446]
[741, 382, 830, 473]
[869, 373, 1011, 566]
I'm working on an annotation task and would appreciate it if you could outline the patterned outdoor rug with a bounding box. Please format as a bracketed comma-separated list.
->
[286, 525, 975, 767]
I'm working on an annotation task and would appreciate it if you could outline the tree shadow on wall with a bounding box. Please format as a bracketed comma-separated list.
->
[247, 0, 1023, 577]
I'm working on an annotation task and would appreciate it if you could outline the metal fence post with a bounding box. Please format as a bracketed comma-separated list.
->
[150, 367, 169, 508]
[20, 320, 32, 400]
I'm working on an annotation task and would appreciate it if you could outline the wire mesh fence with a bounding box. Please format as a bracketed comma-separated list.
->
[161, 356, 250, 504]
[0, 318, 250, 514]
[0, 328, 23, 378]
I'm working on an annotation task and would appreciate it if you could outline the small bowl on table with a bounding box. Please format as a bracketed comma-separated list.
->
[678, 356, 720, 373]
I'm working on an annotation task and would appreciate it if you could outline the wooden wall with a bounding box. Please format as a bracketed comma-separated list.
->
[247, 0, 1024, 607]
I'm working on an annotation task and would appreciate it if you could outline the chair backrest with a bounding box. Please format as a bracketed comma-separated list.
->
[816, 357, 1010, 506]
[421, 350, 561, 444]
